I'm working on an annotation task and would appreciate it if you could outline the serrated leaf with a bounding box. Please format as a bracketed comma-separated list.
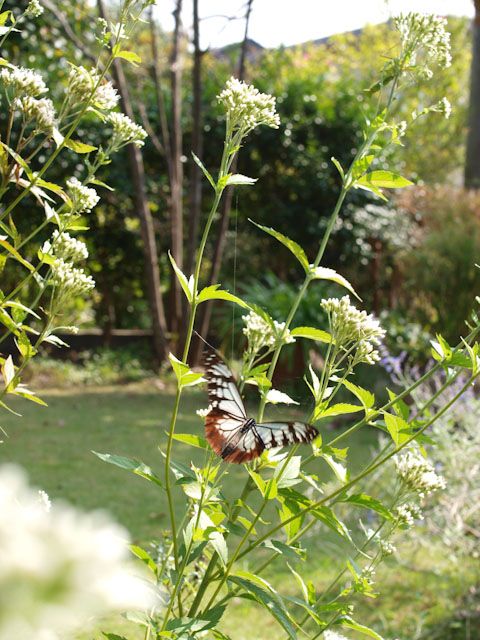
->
[311, 267, 360, 300]
[250, 220, 309, 272]
[168, 353, 205, 388]
[64, 139, 97, 154]
[321, 454, 348, 483]
[339, 493, 393, 520]
[356, 170, 413, 189]
[115, 50, 142, 65]
[291, 326, 333, 343]
[92, 451, 164, 487]
[342, 379, 374, 409]
[197, 285, 249, 308]
[172, 433, 209, 450]
[383, 412, 410, 446]
[338, 616, 384, 639]
[313, 506, 351, 542]
[315, 402, 363, 420]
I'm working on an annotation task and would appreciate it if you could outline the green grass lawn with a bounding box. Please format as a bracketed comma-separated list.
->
[1, 383, 478, 640]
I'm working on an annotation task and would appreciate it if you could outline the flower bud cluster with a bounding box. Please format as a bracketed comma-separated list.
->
[217, 77, 280, 133]
[395, 449, 446, 497]
[0, 66, 47, 98]
[242, 311, 295, 354]
[25, 0, 44, 17]
[321, 295, 385, 365]
[379, 538, 396, 556]
[395, 503, 423, 528]
[13, 96, 56, 132]
[67, 66, 119, 111]
[66, 177, 100, 214]
[51, 259, 95, 296]
[52, 230, 89, 262]
[106, 112, 148, 148]
[394, 12, 452, 73]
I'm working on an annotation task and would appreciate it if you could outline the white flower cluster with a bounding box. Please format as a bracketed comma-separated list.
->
[25, 0, 44, 17]
[0, 465, 155, 640]
[434, 96, 452, 119]
[67, 66, 119, 111]
[321, 295, 386, 365]
[379, 538, 396, 556]
[394, 12, 452, 73]
[51, 259, 95, 296]
[52, 230, 88, 262]
[66, 177, 100, 214]
[242, 311, 295, 354]
[395, 502, 423, 528]
[324, 631, 349, 640]
[0, 66, 47, 98]
[395, 449, 446, 497]
[13, 96, 56, 132]
[217, 76, 280, 132]
[106, 112, 148, 148]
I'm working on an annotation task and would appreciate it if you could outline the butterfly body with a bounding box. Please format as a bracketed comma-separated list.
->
[202, 345, 318, 464]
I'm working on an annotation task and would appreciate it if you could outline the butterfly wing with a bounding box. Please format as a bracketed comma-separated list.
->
[255, 421, 318, 449]
[203, 346, 264, 463]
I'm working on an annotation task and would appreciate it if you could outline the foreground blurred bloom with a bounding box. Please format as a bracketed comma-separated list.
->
[395, 502, 423, 528]
[0, 66, 47, 97]
[0, 465, 155, 640]
[217, 76, 280, 133]
[321, 295, 385, 365]
[25, 0, 44, 17]
[394, 12, 452, 73]
[14, 96, 56, 132]
[324, 631, 349, 640]
[395, 449, 446, 497]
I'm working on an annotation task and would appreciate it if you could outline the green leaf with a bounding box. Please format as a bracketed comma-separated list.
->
[92, 451, 164, 487]
[315, 402, 363, 420]
[229, 572, 297, 639]
[168, 252, 193, 303]
[250, 220, 309, 272]
[310, 266, 361, 300]
[321, 454, 348, 484]
[197, 285, 249, 308]
[383, 412, 410, 446]
[261, 539, 305, 561]
[338, 616, 384, 639]
[0, 238, 35, 273]
[130, 545, 158, 575]
[172, 433, 209, 450]
[168, 353, 205, 388]
[431, 334, 453, 361]
[313, 506, 351, 542]
[331, 156, 345, 180]
[225, 174, 257, 186]
[114, 50, 142, 65]
[102, 634, 128, 640]
[192, 152, 216, 190]
[291, 326, 333, 344]
[356, 170, 413, 189]
[342, 379, 374, 410]
[0, 11, 12, 27]
[339, 493, 393, 520]
[64, 139, 97, 154]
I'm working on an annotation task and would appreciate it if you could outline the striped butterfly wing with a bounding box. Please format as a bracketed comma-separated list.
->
[202, 347, 266, 464]
[255, 421, 318, 449]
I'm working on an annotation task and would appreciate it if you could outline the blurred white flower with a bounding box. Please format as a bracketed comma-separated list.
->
[395, 502, 424, 528]
[0, 66, 47, 97]
[394, 12, 452, 71]
[395, 449, 446, 497]
[0, 465, 156, 640]
[324, 631, 349, 640]
[67, 65, 119, 111]
[25, 0, 44, 17]
[217, 76, 280, 132]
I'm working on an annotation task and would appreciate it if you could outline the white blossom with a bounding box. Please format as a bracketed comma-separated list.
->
[0, 465, 156, 640]
[13, 96, 56, 132]
[265, 389, 299, 405]
[324, 632, 349, 640]
[106, 112, 148, 148]
[66, 177, 100, 214]
[25, 0, 44, 17]
[217, 76, 280, 132]
[395, 502, 423, 528]
[67, 65, 119, 111]
[51, 231, 88, 262]
[242, 311, 276, 351]
[321, 295, 385, 365]
[379, 538, 396, 556]
[0, 66, 47, 97]
[51, 259, 95, 296]
[395, 449, 446, 497]
[394, 12, 452, 72]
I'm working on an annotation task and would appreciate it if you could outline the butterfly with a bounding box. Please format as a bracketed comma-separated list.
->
[202, 344, 318, 464]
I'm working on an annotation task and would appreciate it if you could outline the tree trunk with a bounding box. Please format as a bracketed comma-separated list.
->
[186, 0, 204, 276]
[169, 0, 184, 343]
[192, 0, 254, 364]
[465, 1, 480, 188]
[97, 0, 169, 362]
